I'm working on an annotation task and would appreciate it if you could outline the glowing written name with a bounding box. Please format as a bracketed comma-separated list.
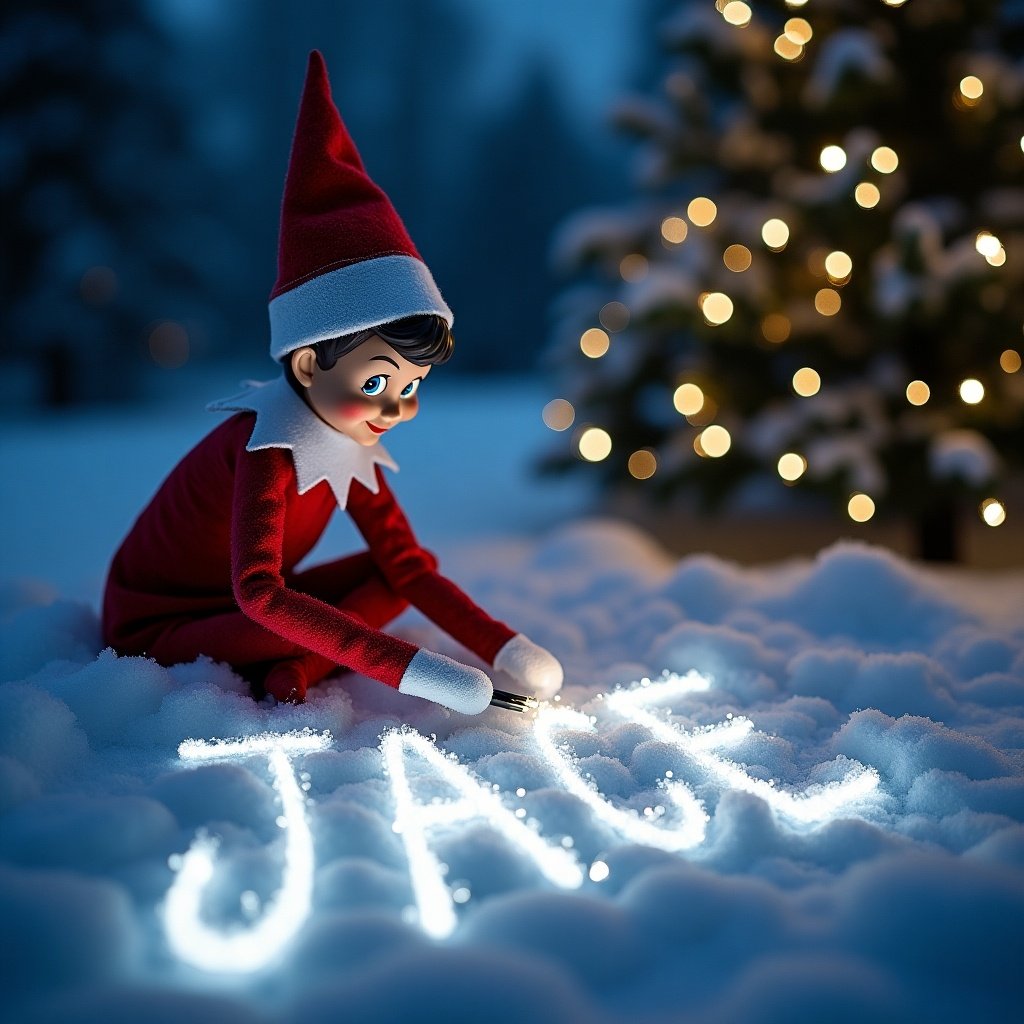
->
[163, 672, 880, 969]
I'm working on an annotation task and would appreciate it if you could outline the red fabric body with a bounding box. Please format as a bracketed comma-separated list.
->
[271, 50, 421, 300]
[102, 412, 515, 689]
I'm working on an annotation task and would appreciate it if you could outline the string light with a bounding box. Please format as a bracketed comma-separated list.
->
[762, 218, 790, 250]
[382, 728, 584, 939]
[599, 301, 630, 331]
[687, 197, 718, 226]
[542, 399, 575, 431]
[784, 18, 813, 44]
[870, 146, 899, 173]
[723, 244, 752, 272]
[987, 247, 1007, 268]
[785, 0, 809, 6]
[673, 383, 705, 416]
[580, 328, 611, 358]
[164, 730, 332, 973]
[701, 291, 734, 325]
[661, 216, 688, 244]
[762, 313, 791, 343]
[722, 2, 752, 28]
[628, 450, 658, 480]
[815, 288, 842, 315]
[579, 427, 612, 462]
[959, 378, 985, 404]
[819, 145, 847, 172]
[1000, 349, 1022, 373]
[698, 425, 731, 458]
[848, 494, 876, 522]
[980, 498, 1006, 527]
[774, 35, 803, 61]
[906, 381, 930, 406]
[825, 251, 853, 282]
[855, 182, 881, 208]
[620, 254, 649, 282]
[959, 76, 984, 100]
[793, 367, 821, 396]
[777, 452, 807, 482]
[975, 232, 1002, 259]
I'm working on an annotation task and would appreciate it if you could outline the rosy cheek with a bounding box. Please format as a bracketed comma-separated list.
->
[336, 400, 369, 421]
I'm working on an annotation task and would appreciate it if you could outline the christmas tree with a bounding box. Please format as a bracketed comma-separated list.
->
[543, 0, 1024, 560]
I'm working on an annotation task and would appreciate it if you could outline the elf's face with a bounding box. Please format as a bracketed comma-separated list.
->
[291, 336, 429, 445]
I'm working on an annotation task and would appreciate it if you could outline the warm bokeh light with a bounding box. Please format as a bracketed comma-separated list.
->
[960, 76, 984, 100]
[980, 498, 1006, 527]
[761, 218, 790, 250]
[580, 328, 610, 358]
[870, 146, 898, 173]
[976, 232, 1002, 258]
[774, 35, 803, 61]
[777, 452, 807, 482]
[661, 216, 688, 244]
[542, 399, 575, 431]
[722, 2, 752, 27]
[784, 18, 813, 44]
[1000, 349, 1022, 373]
[701, 292, 734, 325]
[673, 383, 705, 417]
[987, 247, 1007, 268]
[855, 182, 881, 208]
[825, 250, 853, 281]
[959, 378, 985, 404]
[699, 425, 732, 458]
[815, 288, 842, 316]
[688, 197, 718, 227]
[599, 301, 630, 332]
[628, 450, 658, 480]
[578, 427, 612, 462]
[723, 244, 753, 272]
[620, 254, 649, 282]
[149, 321, 190, 369]
[820, 145, 847, 172]
[906, 381, 931, 406]
[793, 367, 821, 397]
[785, 0, 809, 6]
[761, 313, 791, 343]
[848, 494, 876, 522]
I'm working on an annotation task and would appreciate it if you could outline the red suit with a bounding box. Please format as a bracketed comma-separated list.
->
[103, 397, 515, 693]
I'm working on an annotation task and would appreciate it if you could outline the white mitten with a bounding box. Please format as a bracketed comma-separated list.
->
[493, 634, 563, 699]
[399, 649, 493, 714]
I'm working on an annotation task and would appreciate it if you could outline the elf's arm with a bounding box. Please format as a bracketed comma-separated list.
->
[348, 469, 563, 699]
[231, 445, 491, 712]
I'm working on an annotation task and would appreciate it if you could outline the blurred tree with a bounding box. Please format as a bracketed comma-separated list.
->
[0, 0, 228, 404]
[542, 0, 1024, 561]
[444, 58, 624, 372]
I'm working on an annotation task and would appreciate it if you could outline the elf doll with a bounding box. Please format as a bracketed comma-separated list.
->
[102, 51, 562, 713]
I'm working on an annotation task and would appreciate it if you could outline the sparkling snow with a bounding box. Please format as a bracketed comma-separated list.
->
[1, 378, 1022, 1023]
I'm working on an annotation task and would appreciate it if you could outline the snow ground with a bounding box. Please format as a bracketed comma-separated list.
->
[1, 378, 1023, 1023]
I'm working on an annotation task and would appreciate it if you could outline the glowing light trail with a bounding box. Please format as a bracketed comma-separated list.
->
[164, 730, 332, 973]
[381, 728, 584, 939]
[533, 704, 709, 852]
[604, 676, 879, 825]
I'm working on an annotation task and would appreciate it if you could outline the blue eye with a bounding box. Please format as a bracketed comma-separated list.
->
[400, 379, 420, 398]
[361, 375, 387, 396]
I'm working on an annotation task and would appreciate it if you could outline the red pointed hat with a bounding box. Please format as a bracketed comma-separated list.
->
[269, 50, 452, 360]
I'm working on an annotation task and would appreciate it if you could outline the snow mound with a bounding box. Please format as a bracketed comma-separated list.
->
[1, 528, 1022, 1023]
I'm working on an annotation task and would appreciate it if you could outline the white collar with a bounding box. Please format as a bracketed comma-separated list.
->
[208, 376, 398, 510]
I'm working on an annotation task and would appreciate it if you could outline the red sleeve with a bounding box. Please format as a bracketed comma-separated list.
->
[347, 469, 517, 665]
[231, 446, 419, 688]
